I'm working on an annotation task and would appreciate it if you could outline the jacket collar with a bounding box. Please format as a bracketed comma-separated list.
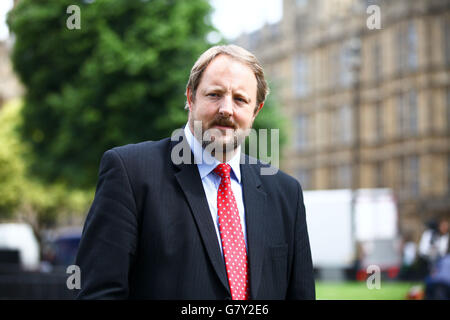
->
[170, 130, 267, 299]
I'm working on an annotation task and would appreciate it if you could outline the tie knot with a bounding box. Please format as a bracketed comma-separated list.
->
[213, 163, 231, 180]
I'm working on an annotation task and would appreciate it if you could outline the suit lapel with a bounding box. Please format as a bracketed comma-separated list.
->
[240, 157, 267, 299]
[171, 137, 230, 295]
[170, 132, 268, 298]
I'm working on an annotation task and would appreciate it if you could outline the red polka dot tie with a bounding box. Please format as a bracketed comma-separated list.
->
[213, 163, 250, 300]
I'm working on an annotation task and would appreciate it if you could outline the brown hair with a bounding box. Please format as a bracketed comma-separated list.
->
[185, 44, 269, 110]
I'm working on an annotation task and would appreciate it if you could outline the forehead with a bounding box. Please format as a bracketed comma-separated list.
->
[198, 55, 257, 93]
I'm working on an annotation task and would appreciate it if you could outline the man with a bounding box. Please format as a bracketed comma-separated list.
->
[425, 244, 450, 300]
[419, 218, 449, 275]
[75, 45, 315, 300]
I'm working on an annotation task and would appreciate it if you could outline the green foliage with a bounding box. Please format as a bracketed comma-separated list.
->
[245, 82, 287, 167]
[0, 100, 93, 226]
[8, 0, 287, 190]
[0, 100, 26, 218]
[8, 0, 215, 188]
[22, 180, 94, 227]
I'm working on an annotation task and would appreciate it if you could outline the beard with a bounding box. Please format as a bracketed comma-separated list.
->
[202, 117, 238, 152]
[190, 115, 250, 157]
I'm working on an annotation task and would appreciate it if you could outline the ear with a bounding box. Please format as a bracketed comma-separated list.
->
[253, 102, 264, 119]
[186, 87, 194, 111]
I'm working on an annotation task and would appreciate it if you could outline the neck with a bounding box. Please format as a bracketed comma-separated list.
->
[211, 148, 238, 163]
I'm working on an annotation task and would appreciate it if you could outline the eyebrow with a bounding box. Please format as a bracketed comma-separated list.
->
[202, 85, 252, 102]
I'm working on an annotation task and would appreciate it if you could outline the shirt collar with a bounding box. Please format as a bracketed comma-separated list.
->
[184, 123, 241, 183]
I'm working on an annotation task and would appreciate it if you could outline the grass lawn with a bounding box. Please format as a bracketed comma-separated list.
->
[315, 281, 423, 300]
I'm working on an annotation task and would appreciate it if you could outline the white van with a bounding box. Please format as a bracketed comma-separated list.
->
[0, 223, 40, 271]
[304, 188, 401, 272]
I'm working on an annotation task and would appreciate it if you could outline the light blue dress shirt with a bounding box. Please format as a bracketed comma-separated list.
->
[184, 124, 247, 254]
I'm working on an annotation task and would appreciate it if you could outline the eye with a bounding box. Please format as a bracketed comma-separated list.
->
[235, 96, 246, 103]
[207, 93, 219, 97]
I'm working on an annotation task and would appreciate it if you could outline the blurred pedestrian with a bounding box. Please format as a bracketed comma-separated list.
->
[417, 218, 449, 277]
[398, 231, 418, 280]
[424, 237, 450, 300]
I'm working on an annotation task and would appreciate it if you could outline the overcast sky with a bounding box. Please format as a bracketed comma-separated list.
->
[210, 0, 282, 39]
[0, 0, 282, 41]
[0, 0, 13, 41]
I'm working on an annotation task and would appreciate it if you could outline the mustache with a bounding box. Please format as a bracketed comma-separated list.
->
[209, 117, 237, 129]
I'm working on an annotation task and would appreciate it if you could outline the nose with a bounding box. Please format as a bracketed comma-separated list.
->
[218, 94, 233, 117]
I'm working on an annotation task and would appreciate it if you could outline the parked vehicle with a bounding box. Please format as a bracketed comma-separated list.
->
[41, 227, 82, 268]
[0, 223, 40, 271]
[303, 188, 401, 280]
[0, 224, 80, 299]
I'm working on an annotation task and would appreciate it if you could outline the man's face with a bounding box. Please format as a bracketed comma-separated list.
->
[187, 54, 263, 153]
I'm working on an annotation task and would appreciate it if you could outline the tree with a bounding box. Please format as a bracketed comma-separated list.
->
[8, 0, 215, 188]
[8, 0, 287, 190]
[0, 99, 93, 227]
[0, 99, 26, 218]
[244, 82, 287, 168]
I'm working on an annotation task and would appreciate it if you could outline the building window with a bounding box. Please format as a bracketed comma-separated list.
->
[339, 45, 353, 88]
[373, 39, 382, 82]
[408, 90, 418, 135]
[295, 15, 307, 33]
[396, 89, 418, 137]
[444, 19, 450, 66]
[396, 158, 404, 193]
[328, 165, 352, 189]
[448, 154, 450, 194]
[330, 49, 340, 89]
[407, 156, 420, 196]
[297, 168, 312, 190]
[407, 22, 418, 70]
[295, 113, 309, 150]
[330, 109, 339, 145]
[337, 164, 352, 189]
[375, 102, 384, 142]
[447, 88, 450, 132]
[296, 0, 308, 8]
[396, 22, 418, 73]
[365, 0, 379, 5]
[399, 156, 420, 198]
[293, 54, 309, 98]
[340, 105, 353, 144]
[329, 105, 353, 145]
[395, 27, 403, 73]
[396, 94, 406, 137]
[329, 167, 338, 189]
[375, 161, 384, 188]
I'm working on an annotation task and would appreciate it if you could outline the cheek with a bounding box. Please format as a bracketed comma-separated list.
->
[235, 110, 255, 127]
[192, 102, 211, 117]
[197, 100, 217, 115]
[202, 108, 217, 121]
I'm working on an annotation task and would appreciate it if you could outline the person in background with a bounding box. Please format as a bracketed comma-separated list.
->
[398, 231, 417, 281]
[424, 236, 450, 300]
[418, 218, 449, 277]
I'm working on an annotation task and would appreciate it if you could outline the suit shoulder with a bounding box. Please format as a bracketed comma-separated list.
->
[99, 138, 172, 174]
[262, 166, 300, 191]
[108, 138, 170, 161]
[244, 154, 300, 189]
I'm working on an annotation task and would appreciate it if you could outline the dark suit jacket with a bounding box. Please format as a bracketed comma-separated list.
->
[75, 134, 315, 299]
